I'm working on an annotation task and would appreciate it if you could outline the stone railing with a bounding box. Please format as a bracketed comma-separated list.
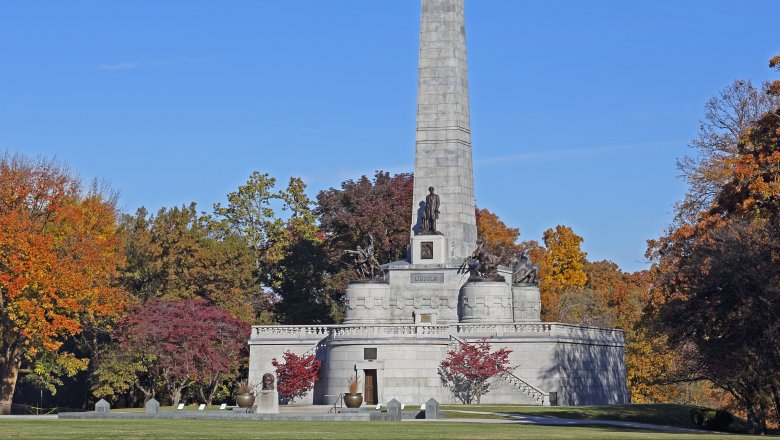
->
[452, 323, 553, 337]
[251, 325, 333, 341]
[331, 324, 450, 338]
[251, 322, 624, 344]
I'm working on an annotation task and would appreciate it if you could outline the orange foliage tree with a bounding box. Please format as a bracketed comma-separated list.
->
[645, 56, 780, 432]
[0, 155, 127, 413]
[475, 208, 522, 258]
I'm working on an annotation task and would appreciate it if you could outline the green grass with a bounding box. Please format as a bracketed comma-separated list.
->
[0, 419, 762, 440]
[441, 403, 738, 431]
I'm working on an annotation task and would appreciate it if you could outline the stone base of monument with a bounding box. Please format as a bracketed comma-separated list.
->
[410, 234, 448, 265]
[512, 283, 542, 321]
[255, 390, 279, 414]
[459, 281, 513, 323]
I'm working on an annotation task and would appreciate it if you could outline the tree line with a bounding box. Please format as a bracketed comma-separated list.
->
[1, 56, 778, 432]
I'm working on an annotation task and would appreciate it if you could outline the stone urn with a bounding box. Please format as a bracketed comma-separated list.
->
[235, 393, 256, 409]
[343, 393, 363, 408]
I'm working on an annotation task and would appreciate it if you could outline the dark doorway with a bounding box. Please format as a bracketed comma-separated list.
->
[364, 369, 378, 405]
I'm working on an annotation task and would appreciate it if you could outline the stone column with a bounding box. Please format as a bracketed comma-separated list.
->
[411, 0, 477, 262]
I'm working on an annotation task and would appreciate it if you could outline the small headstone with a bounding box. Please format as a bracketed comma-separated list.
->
[387, 399, 401, 421]
[95, 399, 110, 414]
[198, 404, 206, 411]
[177, 403, 185, 410]
[145, 398, 160, 415]
[425, 398, 440, 419]
[219, 403, 227, 410]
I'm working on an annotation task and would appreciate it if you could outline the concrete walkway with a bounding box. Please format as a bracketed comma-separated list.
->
[423, 410, 720, 435]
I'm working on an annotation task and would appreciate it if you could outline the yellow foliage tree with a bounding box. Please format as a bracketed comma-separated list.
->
[538, 225, 587, 321]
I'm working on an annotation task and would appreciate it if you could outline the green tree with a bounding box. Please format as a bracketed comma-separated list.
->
[212, 173, 319, 280]
[119, 204, 261, 322]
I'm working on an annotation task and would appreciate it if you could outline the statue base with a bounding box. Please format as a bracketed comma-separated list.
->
[255, 390, 279, 414]
[410, 234, 448, 265]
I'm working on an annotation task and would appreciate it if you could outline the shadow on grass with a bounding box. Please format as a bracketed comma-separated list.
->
[441, 403, 744, 431]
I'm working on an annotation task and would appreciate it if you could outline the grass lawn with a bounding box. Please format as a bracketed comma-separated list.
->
[441, 403, 741, 431]
[0, 419, 763, 440]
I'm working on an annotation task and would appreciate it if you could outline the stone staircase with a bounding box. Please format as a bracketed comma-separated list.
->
[498, 371, 551, 406]
[448, 335, 550, 406]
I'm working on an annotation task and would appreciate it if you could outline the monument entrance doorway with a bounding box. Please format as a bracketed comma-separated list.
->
[364, 370, 378, 405]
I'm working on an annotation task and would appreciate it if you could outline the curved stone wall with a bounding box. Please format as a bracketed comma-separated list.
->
[458, 281, 513, 323]
[512, 284, 542, 321]
[343, 282, 392, 324]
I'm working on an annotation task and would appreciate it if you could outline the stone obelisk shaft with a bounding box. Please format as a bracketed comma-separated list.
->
[411, 0, 477, 261]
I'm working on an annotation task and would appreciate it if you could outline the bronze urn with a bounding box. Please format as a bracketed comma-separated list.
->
[235, 393, 256, 408]
[343, 393, 363, 408]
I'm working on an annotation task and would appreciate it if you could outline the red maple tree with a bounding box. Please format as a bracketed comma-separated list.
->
[118, 299, 249, 406]
[438, 338, 513, 404]
[271, 350, 320, 404]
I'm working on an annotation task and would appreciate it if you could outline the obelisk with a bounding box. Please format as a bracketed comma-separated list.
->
[411, 0, 477, 262]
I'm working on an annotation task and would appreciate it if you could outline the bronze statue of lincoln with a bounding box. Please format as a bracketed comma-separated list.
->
[422, 186, 440, 234]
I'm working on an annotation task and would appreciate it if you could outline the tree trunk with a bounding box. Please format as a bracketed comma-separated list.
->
[171, 387, 182, 407]
[771, 383, 780, 425]
[168, 379, 189, 407]
[0, 356, 21, 415]
[134, 379, 154, 403]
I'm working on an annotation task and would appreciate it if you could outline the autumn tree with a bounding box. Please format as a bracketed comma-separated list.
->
[438, 338, 512, 404]
[646, 56, 780, 433]
[676, 80, 779, 223]
[648, 219, 779, 433]
[119, 204, 261, 322]
[271, 351, 321, 404]
[317, 171, 413, 266]
[112, 299, 248, 406]
[0, 155, 128, 413]
[475, 208, 523, 262]
[316, 172, 413, 320]
[537, 225, 587, 321]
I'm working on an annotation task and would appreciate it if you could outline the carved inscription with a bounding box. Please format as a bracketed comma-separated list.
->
[420, 241, 434, 259]
[411, 273, 444, 283]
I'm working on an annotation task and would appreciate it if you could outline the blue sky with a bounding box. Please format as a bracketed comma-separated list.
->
[2, 0, 778, 272]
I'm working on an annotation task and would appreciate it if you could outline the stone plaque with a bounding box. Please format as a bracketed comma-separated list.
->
[420, 241, 434, 259]
[411, 273, 444, 283]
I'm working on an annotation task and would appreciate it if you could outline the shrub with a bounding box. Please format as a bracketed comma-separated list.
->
[690, 408, 734, 431]
[271, 351, 320, 404]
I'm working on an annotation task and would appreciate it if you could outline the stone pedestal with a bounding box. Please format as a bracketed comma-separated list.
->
[459, 281, 513, 322]
[343, 282, 391, 324]
[512, 284, 541, 321]
[255, 390, 279, 414]
[410, 234, 448, 265]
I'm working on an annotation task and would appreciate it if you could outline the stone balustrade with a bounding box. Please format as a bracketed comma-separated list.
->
[251, 322, 624, 344]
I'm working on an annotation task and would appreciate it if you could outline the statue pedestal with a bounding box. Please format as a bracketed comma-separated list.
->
[512, 284, 541, 321]
[410, 234, 448, 265]
[255, 390, 279, 414]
